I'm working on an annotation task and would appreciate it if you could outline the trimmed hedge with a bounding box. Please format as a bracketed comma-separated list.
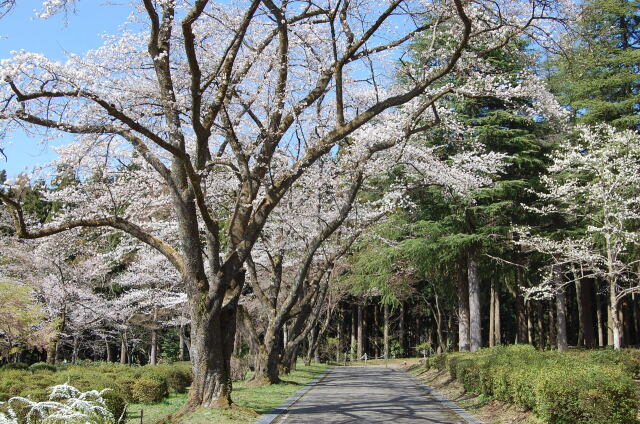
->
[424, 345, 639, 424]
[0, 361, 192, 408]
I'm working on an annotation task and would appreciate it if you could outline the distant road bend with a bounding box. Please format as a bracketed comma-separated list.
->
[273, 366, 473, 424]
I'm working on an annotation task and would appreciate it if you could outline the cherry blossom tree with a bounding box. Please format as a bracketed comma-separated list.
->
[0, 0, 570, 409]
[517, 125, 640, 350]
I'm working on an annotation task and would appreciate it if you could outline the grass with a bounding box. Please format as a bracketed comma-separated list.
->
[125, 363, 329, 424]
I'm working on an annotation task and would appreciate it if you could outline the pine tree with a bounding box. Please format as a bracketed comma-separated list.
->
[551, 0, 640, 130]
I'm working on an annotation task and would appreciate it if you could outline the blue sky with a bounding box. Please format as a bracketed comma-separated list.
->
[1, 1, 131, 178]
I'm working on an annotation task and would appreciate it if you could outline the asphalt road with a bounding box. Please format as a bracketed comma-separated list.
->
[273, 366, 469, 424]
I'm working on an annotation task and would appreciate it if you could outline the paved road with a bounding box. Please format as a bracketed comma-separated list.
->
[273, 366, 468, 423]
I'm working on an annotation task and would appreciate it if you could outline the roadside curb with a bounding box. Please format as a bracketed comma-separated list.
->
[406, 372, 484, 424]
[253, 367, 332, 424]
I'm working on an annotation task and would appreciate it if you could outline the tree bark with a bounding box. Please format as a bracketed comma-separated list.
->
[515, 269, 528, 344]
[609, 280, 623, 349]
[179, 324, 186, 361]
[457, 254, 470, 351]
[383, 303, 389, 359]
[357, 303, 364, 359]
[489, 282, 495, 347]
[350, 304, 357, 361]
[494, 284, 501, 345]
[596, 291, 605, 347]
[579, 279, 596, 348]
[150, 328, 158, 366]
[399, 302, 405, 356]
[120, 331, 127, 364]
[554, 266, 568, 352]
[468, 249, 482, 352]
[548, 299, 557, 349]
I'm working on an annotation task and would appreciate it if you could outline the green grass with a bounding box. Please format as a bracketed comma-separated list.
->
[125, 363, 329, 424]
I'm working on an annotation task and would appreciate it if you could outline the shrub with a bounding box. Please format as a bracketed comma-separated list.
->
[1, 363, 28, 371]
[102, 391, 127, 423]
[424, 345, 639, 424]
[167, 368, 191, 393]
[114, 376, 137, 402]
[131, 377, 167, 403]
[29, 362, 56, 373]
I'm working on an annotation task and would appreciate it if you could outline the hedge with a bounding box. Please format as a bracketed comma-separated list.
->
[0, 361, 192, 420]
[424, 345, 639, 424]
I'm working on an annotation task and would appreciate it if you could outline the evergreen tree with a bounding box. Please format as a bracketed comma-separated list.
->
[551, 0, 640, 130]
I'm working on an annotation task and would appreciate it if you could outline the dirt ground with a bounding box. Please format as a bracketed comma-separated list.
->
[406, 364, 543, 424]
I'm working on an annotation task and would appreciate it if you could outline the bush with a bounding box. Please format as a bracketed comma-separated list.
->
[131, 377, 168, 403]
[424, 345, 639, 424]
[29, 362, 56, 373]
[102, 391, 127, 423]
[1, 363, 29, 371]
[167, 368, 191, 393]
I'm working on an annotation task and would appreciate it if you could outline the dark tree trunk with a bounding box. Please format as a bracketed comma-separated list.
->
[579, 279, 596, 348]
[150, 328, 158, 365]
[457, 254, 470, 352]
[468, 249, 481, 352]
[515, 269, 528, 344]
[357, 303, 364, 359]
[120, 331, 127, 364]
[399, 302, 405, 356]
[179, 324, 186, 361]
[105, 337, 112, 362]
[596, 290, 605, 347]
[548, 299, 557, 349]
[350, 304, 357, 361]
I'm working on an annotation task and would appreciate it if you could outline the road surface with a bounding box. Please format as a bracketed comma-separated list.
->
[273, 366, 470, 423]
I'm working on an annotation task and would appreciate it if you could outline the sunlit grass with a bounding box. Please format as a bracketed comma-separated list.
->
[125, 363, 329, 423]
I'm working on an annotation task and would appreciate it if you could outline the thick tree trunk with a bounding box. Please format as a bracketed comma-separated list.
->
[186, 292, 240, 409]
[555, 267, 568, 352]
[357, 303, 364, 359]
[253, 326, 281, 384]
[514, 269, 528, 344]
[468, 249, 481, 352]
[610, 280, 623, 350]
[457, 254, 470, 352]
[383, 303, 389, 359]
[179, 324, 185, 361]
[536, 302, 544, 350]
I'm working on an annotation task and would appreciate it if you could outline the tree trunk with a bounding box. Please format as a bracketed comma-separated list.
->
[399, 302, 405, 356]
[555, 266, 568, 352]
[610, 280, 623, 349]
[253, 326, 281, 384]
[607, 295, 615, 346]
[633, 294, 639, 346]
[494, 284, 501, 345]
[457, 254, 470, 352]
[548, 299, 557, 349]
[489, 282, 495, 347]
[580, 279, 596, 348]
[179, 324, 186, 361]
[105, 337, 112, 362]
[575, 277, 584, 347]
[383, 303, 389, 359]
[357, 303, 364, 359]
[120, 331, 127, 364]
[536, 302, 544, 350]
[515, 269, 528, 344]
[150, 328, 158, 365]
[596, 292, 605, 347]
[468, 249, 482, 352]
[336, 308, 344, 362]
[350, 304, 357, 361]
[186, 294, 239, 409]
[526, 300, 533, 344]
